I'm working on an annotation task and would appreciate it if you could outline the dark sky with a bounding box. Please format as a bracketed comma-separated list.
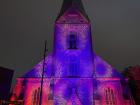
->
[0, 0, 140, 86]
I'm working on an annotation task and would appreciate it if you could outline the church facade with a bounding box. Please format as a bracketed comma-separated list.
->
[10, 0, 135, 105]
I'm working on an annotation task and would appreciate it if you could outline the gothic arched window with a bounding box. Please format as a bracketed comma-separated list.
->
[68, 56, 79, 77]
[68, 34, 77, 49]
[104, 87, 116, 105]
[48, 79, 54, 100]
[32, 87, 41, 105]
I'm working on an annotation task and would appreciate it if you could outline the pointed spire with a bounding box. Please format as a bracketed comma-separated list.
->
[56, 0, 89, 21]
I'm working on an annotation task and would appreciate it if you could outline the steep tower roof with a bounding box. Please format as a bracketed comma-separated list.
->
[56, 0, 90, 23]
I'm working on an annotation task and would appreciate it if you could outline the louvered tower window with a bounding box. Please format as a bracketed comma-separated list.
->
[68, 34, 77, 49]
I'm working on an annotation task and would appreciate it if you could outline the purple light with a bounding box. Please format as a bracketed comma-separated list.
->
[10, 0, 135, 105]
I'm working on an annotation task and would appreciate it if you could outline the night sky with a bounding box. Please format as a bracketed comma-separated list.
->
[0, 0, 140, 86]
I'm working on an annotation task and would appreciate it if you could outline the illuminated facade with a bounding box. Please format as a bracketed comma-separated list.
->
[11, 0, 135, 105]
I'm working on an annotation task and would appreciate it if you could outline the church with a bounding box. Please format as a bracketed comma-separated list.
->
[10, 0, 135, 105]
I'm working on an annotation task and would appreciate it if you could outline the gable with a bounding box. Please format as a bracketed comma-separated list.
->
[56, 8, 89, 24]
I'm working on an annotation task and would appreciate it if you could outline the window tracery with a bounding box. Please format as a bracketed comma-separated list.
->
[104, 87, 116, 105]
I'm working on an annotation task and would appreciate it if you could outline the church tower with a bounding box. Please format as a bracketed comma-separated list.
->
[54, 0, 94, 77]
